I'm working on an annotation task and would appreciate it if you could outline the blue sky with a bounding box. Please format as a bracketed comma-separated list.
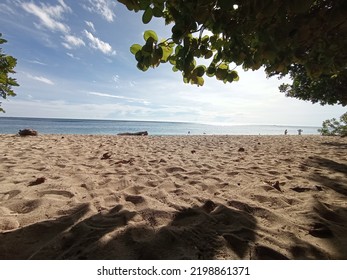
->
[0, 0, 345, 126]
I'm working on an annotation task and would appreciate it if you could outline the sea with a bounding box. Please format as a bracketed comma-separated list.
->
[0, 117, 321, 136]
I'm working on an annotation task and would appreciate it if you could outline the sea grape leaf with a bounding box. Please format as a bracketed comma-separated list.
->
[195, 65, 206, 77]
[130, 44, 142, 55]
[142, 42, 154, 56]
[144, 30, 158, 42]
[231, 70, 239, 81]
[142, 7, 153, 24]
[161, 45, 173, 62]
[152, 7, 163, 17]
[139, 0, 150, 10]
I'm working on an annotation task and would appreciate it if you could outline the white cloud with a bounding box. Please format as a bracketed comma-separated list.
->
[66, 52, 80, 60]
[84, 30, 116, 55]
[0, 3, 15, 15]
[85, 20, 96, 32]
[21, 0, 71, 33]
[112, 75, 120, 83]
[27, 59, 47, 66]
[27, 74, 54, 85]
[88, 91, 150, 105]
[4, 99, 151, 120]
[84, 0, 116, 22]
[57, 0, 71, 12]
[62, 34, 85, 49]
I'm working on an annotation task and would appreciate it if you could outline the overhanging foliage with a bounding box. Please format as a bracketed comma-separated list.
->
[0, 33, 19, 112]
[118, 0, 347, 104]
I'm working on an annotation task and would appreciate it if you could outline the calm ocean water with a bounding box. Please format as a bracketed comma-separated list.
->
[0, 117, 320, 135]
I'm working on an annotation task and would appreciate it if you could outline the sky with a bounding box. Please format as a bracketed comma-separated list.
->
[0, 0, 345, 126]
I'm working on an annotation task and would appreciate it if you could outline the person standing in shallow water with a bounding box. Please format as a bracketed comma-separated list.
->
[298, 129, 303, 135]
[284, 129, 288, 135]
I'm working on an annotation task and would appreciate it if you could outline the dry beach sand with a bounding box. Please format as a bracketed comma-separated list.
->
[0, 134, 346, 259]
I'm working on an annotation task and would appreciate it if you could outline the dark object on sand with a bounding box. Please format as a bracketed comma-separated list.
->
[264, 180, 282, 192]
[101, 152, 112, 160]
[291, 186, 312, 193]
[271, 181, 282, 192]
[18, 128, 38, 136]
[117, 131, 148, 136]
[101, 152, 112, 159]
[28, 177, 46, 186]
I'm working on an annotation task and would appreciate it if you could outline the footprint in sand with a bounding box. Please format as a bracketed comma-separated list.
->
[7, 199, 41, 214]
[125, 195, 145, 205]
[165, 166, 186, 173]
[267, 170, 280, 175]
[0, 190, 21, 200]
[0, 207, 19, 230]
[0, 217, 20, 231]
[38, 190, 74, 200]
[253, 245, 289, 260]
[82, 205, 135, 230]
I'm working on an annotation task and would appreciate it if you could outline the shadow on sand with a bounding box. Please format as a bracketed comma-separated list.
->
[2, 195, 346, 259]
[307, 156, 347, 196]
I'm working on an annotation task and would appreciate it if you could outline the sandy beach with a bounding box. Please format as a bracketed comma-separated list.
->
[0, 134, 346, 259]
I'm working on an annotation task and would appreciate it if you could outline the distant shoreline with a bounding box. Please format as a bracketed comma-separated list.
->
[0, 116, 322, 127]
[0, 117, 321, 136]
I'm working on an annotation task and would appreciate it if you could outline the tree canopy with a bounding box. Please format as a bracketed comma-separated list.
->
[0, 33, 18, 113]
[118, 0, 347, 104]
[279, 66, 347, 106]
[318, 112, 347, 136]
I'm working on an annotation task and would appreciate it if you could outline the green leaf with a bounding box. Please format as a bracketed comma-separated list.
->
[189, 74, 204, 86]
[201, 35, 209, 44]
[184, 55, 196, 73]
[194, 49, 202, 57]
[151, 47, 163, 66]
[118, 0, 140, 11]
[216, 68, 228, 80]
[135, 50, 144, 62]
[139, 0, 150, 10]
[219, 63, 228, 70]
[231, 70, 239, 81]
[130, 44, 142, 55]
[206, 66, 216, 77]
[152, 7, 163, 17]
[171, 24, 185, 43]
[161, 45, 173, 62]
[196, 76, 204, 86]
[137, 62, 149, 71]
[194, 65, 206, 77]
[7, 77, 18, 87]
[169, 56, 177, 65]
[142, 42, 153, 56]
[143, 30, 158, 43]
[205, 50, 213, 59]
[142, 7, 153, 24]
[226, 73, 234, 83]
[154, 47, 163, 59]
